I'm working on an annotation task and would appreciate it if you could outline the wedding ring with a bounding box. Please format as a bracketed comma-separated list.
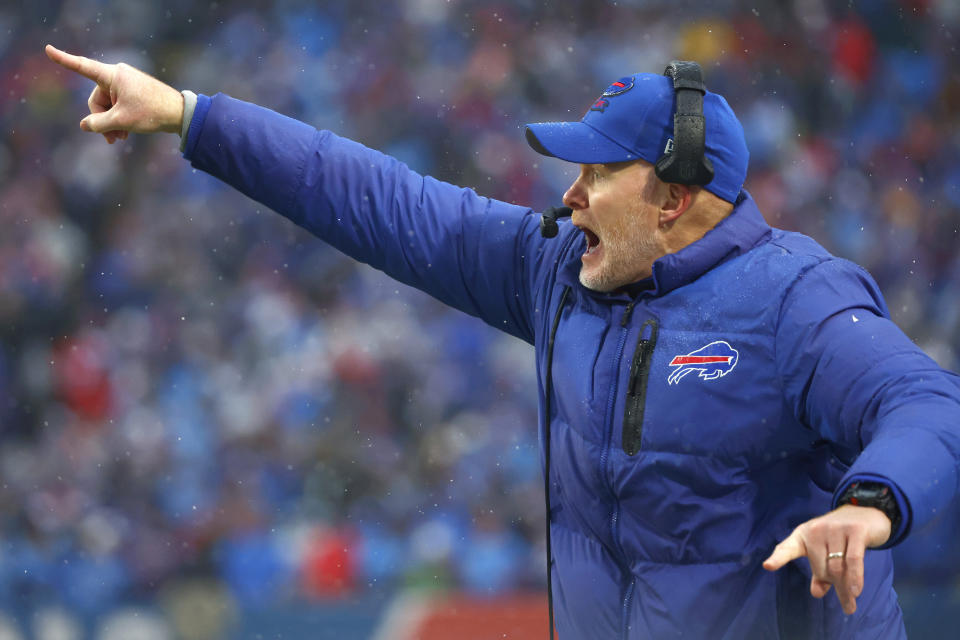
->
[827, 551, 844, 560]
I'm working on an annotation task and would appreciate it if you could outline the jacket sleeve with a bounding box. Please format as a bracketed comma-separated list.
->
[775, 258, 960, 547]
[183, 92, 553, 344]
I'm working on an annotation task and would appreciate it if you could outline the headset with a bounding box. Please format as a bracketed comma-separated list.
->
[654, 60, 715, 186]
[540, 60, 714, 237]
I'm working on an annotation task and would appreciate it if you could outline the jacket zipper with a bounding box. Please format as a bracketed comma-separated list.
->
[600, 301, 637, 572]
[603, 303, 643, 639]
[622, 318, 658, 456]
[621, 576, 637, 640]
[599, 301, 637, 477]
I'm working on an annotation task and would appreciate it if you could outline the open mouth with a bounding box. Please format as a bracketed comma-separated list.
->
[583, 228, 600, 255]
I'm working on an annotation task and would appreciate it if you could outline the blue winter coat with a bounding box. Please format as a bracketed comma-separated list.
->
[183, 93, 960, 639]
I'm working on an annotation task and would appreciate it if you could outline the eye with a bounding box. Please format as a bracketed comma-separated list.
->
[580, 166, 605, 185]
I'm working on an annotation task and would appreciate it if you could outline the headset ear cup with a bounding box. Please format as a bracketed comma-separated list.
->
[656, 137, 714, 184]
[699, 154, 714, 183]
[653, 153, 676, 182]
[654, 149, 675, 182]
[656, 61, 715, 187]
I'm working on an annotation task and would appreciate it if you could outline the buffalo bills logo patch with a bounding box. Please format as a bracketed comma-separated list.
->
[667, 341, 739, 385]
[589, 76, 635, 112]
[602, 77, 635, 97]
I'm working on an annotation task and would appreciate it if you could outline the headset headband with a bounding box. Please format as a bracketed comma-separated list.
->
[654, 61, 715, 186]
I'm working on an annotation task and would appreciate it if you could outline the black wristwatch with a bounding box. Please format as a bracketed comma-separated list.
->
[837, 481, 902, 535]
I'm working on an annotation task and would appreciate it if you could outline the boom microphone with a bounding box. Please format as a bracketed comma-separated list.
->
[540, 206, 573, 238]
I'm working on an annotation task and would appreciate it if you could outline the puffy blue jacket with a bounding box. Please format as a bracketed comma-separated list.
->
[183, 94, 960, 639]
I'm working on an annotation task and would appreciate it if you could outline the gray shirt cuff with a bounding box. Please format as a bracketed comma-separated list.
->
[179, 90, 198, 152]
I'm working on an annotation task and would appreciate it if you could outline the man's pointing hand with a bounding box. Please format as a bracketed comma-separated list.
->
[762, 504, 892, 616]
[45, 45, 184, 144]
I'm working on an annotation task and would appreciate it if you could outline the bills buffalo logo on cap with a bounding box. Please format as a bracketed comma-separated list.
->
[589, 76, 635, 112]
[667, 341, 739, 385]
[602, 76, 635, 96]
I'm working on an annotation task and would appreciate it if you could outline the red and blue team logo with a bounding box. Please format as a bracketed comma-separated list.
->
[589, 76, 635, 112]
[601, 76, 635, 97]
[590, 97, 610, 112]
[667, 341, 739, 385]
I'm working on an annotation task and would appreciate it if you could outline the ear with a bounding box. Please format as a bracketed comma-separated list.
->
[658, 182, 694, 226]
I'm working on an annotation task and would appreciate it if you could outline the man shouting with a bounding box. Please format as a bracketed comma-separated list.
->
[46, 44, 960, 639]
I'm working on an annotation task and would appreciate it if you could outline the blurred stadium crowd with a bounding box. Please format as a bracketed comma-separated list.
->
[1, 0, 959, 636]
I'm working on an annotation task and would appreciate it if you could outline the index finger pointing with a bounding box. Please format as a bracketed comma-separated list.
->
[763, 533, 807, 572]
[45, 45, 112, 84]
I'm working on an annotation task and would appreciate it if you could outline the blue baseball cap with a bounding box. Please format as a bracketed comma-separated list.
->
[524, 72, 748, 203]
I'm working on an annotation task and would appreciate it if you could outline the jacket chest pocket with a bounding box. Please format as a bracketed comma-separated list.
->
[633, 331, 781, 457]
[622, 318, 658, 455]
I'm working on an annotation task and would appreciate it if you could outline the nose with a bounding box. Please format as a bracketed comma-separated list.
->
[563, 171, 588, 210]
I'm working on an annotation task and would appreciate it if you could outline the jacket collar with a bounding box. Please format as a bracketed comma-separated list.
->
[557, 189, 771, 300]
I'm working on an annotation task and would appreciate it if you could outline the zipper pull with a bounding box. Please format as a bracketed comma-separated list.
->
[620, 300, 637, 327]
[628, 320, 657, 395]
[639, 319, 655, 342]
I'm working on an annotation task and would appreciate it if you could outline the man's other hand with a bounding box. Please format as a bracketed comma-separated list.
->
[762, 504, 892, 616]
[45, 45, 184, 144]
